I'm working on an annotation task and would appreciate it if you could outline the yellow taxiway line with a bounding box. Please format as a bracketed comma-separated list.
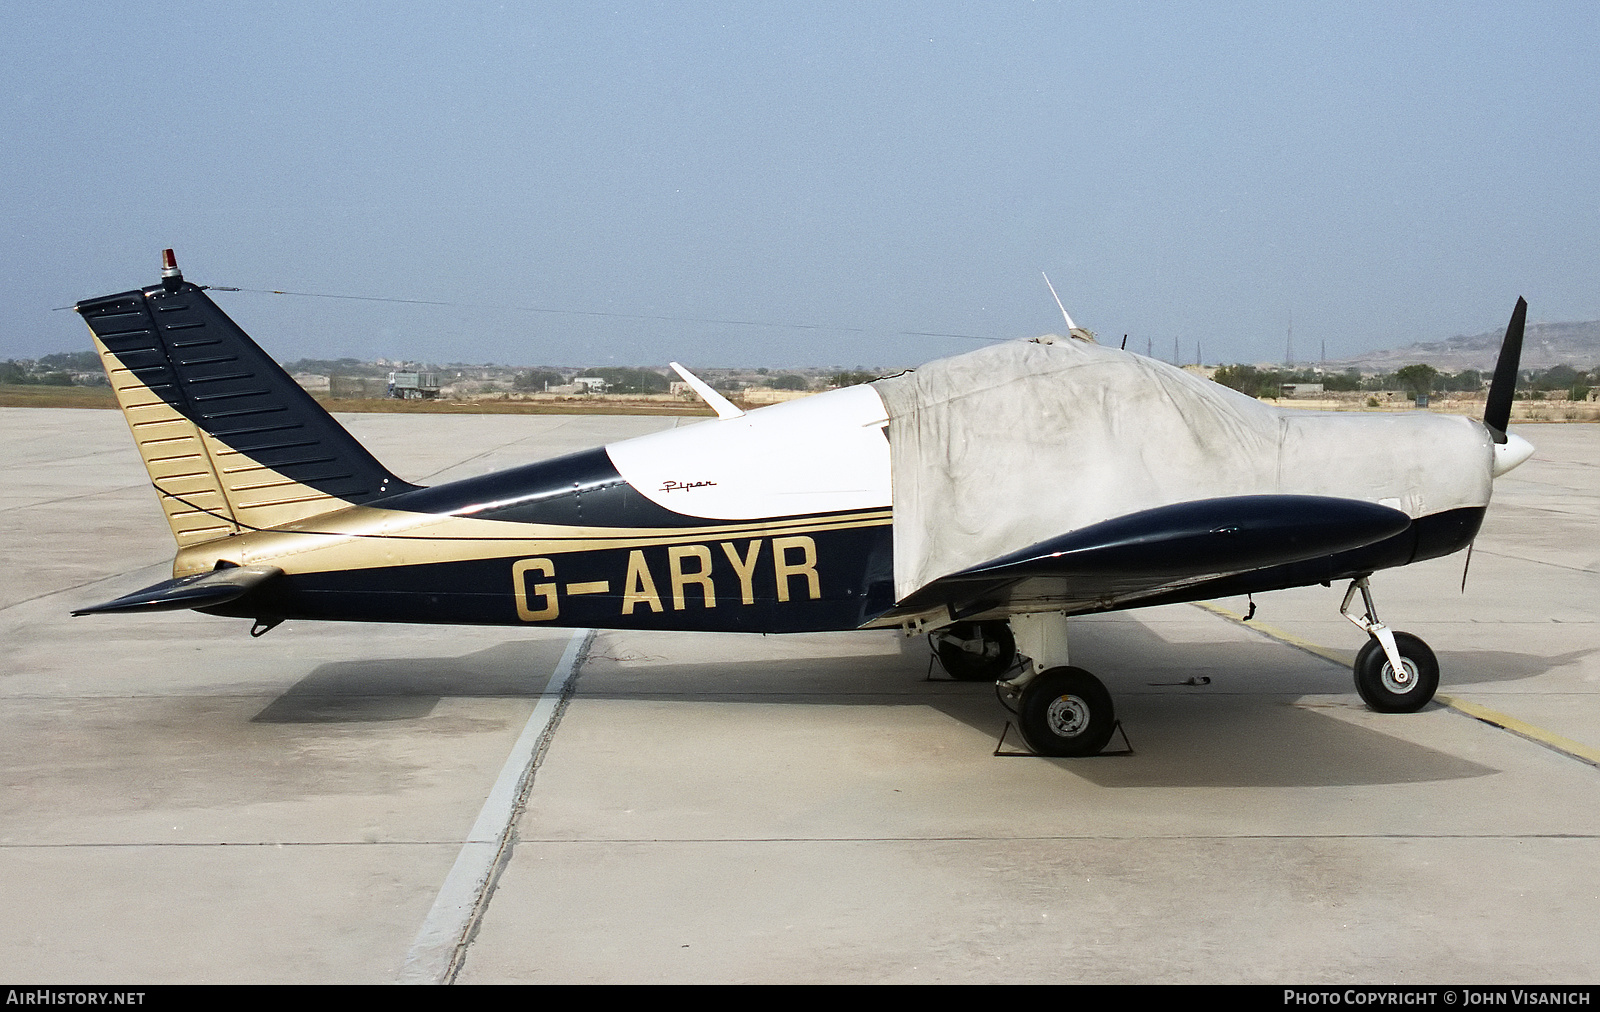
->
[1433, 694, 1600, 769]
[1193, 601, 1600, 770]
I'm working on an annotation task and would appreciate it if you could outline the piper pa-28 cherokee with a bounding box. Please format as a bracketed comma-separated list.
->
[73, 252, 1536, 757]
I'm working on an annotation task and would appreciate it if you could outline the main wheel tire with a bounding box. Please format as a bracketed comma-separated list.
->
[1353, 632, 1439, 713]
[931, 621, 1017, 681]
[1018, 667, 1116, 757]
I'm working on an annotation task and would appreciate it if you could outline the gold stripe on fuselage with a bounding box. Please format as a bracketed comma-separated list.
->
[172, 502, 894, 578]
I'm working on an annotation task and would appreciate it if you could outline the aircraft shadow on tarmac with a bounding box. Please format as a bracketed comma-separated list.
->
[251, 638, 572, 723]
[250, 624, 1501, 789]
[1068, 613, 1597, 692]
[573, 669, 1497, 790]
[1432, 647, 1596, 686]
[243, 615, 1590, 728]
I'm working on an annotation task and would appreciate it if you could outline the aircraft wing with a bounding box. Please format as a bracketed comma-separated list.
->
[880, 495, 1412, 622]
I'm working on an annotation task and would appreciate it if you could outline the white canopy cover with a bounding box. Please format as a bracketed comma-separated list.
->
[871, 336, 1493, 602]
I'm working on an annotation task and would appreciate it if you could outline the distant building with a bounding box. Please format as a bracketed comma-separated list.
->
[740, 386, 813, 405]
[1281, 383, 1325, 398]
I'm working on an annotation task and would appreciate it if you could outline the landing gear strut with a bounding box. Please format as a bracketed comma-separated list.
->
[1340, 577, 1439, 713]
[1001, 612, 1118, 757]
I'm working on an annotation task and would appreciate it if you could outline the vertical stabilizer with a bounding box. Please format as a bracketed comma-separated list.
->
[77, 252, 417, 547]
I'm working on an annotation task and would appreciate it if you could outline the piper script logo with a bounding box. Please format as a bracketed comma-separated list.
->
[659, 479, 717, 493]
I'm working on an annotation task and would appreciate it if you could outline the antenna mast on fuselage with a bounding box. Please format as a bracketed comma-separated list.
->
[1040, 273, 1095, 343]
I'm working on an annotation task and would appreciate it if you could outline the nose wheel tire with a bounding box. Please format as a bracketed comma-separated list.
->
[931, 621, 1017, 681]
[1018, 667, 1116, 757]
[1353, 632, 1439, 713]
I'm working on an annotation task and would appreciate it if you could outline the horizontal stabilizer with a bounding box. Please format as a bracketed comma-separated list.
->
[894, 495, 1412, 615]
[73, 565, 282, 616]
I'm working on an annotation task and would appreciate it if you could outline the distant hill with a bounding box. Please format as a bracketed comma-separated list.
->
[1325, 320, 1600, 373]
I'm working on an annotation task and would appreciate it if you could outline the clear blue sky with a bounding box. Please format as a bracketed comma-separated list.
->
[3, 2, 1596, 369]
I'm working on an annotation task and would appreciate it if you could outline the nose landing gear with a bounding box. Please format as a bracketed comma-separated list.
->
[1341, 577, 1439, 713]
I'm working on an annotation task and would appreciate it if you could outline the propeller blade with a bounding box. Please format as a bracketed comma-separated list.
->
[1483, 297, 1527, 443]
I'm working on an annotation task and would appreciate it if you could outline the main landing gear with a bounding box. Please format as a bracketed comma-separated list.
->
[1340, 576, 1439, 713]
[929, 621, 1016, 681]
[1014, 666, 1117, 758]
[931, 613, 1116, 756]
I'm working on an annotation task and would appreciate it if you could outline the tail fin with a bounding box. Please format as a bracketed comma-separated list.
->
[76, 252, 417, 547]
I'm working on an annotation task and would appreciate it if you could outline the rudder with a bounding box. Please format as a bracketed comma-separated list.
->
[77, 252, 417, 547]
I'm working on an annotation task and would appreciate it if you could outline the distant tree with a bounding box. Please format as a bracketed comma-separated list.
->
[1319, 370, 1362, 392]
[1439, 369, 1482, 393]
[1393, 364, 1439, 397]
[1531, 364, 1581, 391]
[582, 366, 669, 394]
[828, 370, 878, 388]
[283, 357, 389, 378]
[770, 374, 808, 390]
[0, 360, 30, 384]
[513, 370, 566, 391]
[1212, 364, 1281, 398]
[36, 351, 101, 372]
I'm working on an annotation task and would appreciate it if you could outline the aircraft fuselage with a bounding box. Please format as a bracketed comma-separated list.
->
[179, 386, 901, 632]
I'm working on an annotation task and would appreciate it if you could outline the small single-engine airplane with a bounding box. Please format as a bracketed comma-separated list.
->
[73, 251, 1536, 756]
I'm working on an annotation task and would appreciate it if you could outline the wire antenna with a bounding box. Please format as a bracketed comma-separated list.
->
[79, 284, 1009, 344]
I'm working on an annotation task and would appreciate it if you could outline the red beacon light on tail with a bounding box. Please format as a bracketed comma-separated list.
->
[160, 248, 182, 292]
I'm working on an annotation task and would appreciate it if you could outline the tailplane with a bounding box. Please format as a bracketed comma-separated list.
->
[76, 251, 418, 547]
